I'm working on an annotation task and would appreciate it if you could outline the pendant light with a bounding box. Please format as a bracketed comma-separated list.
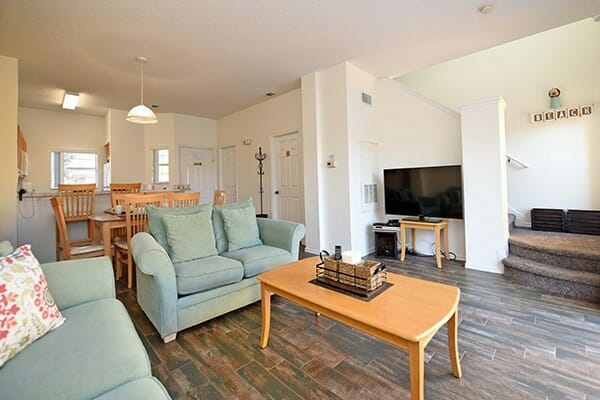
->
[126, 56, 158, 124]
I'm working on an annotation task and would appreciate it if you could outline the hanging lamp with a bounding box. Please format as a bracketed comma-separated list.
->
[126, 56, 158, 124]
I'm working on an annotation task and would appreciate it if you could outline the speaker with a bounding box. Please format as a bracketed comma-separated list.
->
[374, 231, 398, 259]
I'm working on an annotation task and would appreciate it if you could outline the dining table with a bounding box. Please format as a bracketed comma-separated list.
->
[88, 212, 127, 257]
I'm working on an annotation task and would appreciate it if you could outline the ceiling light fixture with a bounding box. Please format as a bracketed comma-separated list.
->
[126, 56, 158, 124]
[478, 3, 495, 14]
[62, 91, 79, 110]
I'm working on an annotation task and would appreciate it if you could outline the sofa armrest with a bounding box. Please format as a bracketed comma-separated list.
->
[41, 256, 115, 310]
[131, 232, 178, 339]
[257, 218, 306, 261]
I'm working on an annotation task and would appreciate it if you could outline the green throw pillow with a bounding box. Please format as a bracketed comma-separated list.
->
[162, 208, 217, 263]
[212, 198, 254, 253]
[146, 203, 212, 253]
[221, 205, 262, 252]
[0, 240, 13, 257]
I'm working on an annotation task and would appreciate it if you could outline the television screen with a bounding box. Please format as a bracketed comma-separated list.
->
[384, 165, 463, 219]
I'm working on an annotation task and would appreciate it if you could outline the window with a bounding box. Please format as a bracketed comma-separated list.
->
[153, 148, 169, 183]
[51, 151, 98, 189]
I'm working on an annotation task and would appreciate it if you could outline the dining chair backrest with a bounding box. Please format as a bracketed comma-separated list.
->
[168, 192, 200, 208]
[213, 190, 227, 206]
[50, 196, 74, 259]
[110, 183, 142, 207]
[121, 193, 165, 242]
[57, 183, 96, 222]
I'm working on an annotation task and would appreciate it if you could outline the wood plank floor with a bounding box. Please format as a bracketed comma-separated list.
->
[116, 254, 600, 400]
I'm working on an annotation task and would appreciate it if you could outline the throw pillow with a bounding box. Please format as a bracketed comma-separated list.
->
[212, 198, 254, 254]
[146, 203, 212, 254]
[0, 245, 65, 367]
[162, 208, 218, 263]
[221, 205, 263, 252]
[0, 241, 13, 257]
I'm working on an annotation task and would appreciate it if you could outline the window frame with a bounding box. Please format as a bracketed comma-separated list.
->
[152, 147, 170, 184]
[50, 149, 99, 190]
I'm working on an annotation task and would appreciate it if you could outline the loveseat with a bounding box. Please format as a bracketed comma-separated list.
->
[131, 199, 305, 343]
[0, 255, 171, 400]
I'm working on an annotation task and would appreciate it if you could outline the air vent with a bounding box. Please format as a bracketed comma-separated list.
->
[361, 92, 372, 105]
[363, 184, 377, 204]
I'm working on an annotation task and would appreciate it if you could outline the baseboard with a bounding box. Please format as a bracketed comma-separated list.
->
[304, 247, 320, 256]
[465, 262, 504, 274]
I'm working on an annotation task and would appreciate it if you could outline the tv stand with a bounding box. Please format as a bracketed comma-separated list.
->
[400, 219, 449, 268]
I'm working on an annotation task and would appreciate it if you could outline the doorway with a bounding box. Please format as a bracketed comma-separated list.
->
[271, 131, 303, 223]
[219, 145, 238, 202]
[179, 146, 215, 204]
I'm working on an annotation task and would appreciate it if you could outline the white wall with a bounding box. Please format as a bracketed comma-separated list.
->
[106, 108, 145, 184]
[144, 114, 176, 183]
[0, 55, 18, 244]
[399, 18, 600, 225]
[375, 79, 465, 259]
[18, 107, 105, 193]
[218, 89, 302, 217]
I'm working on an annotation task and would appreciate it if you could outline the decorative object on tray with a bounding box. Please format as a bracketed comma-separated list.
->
[312, 250, 391, 300]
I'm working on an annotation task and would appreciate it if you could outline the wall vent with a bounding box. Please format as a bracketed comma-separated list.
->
[363, 184, 377, 204]
[361, 92, 372, 105]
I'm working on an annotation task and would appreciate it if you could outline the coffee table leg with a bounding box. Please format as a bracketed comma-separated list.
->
[259, 284, 271, 349]
[408, 341, 424, 400]
[448, 309, 462, 378]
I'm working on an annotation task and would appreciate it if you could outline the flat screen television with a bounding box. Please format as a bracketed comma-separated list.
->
[384, 165, 463, 219]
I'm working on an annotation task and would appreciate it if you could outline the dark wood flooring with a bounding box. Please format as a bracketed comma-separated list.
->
[116, 254, 600, 400]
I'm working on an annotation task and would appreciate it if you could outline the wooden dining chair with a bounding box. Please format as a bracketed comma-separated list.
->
[167, 192, 200, 208]
[110, 183, 142, 206]
[213, 189, 227, 205]
[56, 183, 96, 260]
[51, 197, 105, 261]
[114, 193, 164, 288]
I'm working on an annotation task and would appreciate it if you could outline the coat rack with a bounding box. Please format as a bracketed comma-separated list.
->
[255, 147, 268, 218]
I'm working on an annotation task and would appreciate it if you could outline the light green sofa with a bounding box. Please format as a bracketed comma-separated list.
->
[0, 256, 171, 400]
[131, 218, 305, 343]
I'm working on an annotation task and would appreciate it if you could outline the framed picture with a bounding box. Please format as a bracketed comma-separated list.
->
[530, 112, 543, 123]
[581, 105, 593, 116]
[544, 110, 555, 121]
[568, 107, 580, 118]
[556, 108, 567, 119]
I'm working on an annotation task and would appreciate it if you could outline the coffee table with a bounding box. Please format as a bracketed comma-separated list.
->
[257, 256, 462, 400]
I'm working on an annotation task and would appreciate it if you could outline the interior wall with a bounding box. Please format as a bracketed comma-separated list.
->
[217, 89, 302, 217]
[173, 113, 218, 184]
[375, 79, 465, 259]
[144, 114, 175, 184]
[107, 108, 146, 184]
[399, 18, 600, 225]
[18, 107, 105, 193]
[0, 55, 18, 244]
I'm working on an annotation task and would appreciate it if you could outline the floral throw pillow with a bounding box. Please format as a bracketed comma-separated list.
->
[0, 245, 65, 367]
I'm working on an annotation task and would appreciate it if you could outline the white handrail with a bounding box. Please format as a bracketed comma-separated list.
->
[506, 155, 529, 168]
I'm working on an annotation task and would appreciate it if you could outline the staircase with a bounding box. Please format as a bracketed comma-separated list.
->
[502, 228, 600, 303]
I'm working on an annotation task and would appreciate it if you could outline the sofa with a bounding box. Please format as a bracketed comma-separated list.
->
[131, 212, 305, 343]
[0, 256, 171, 400]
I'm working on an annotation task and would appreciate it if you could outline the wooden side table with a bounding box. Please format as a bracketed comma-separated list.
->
[400, 219, 449, 268]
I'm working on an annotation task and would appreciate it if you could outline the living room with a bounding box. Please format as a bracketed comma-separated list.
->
[1, 1, 599, 399]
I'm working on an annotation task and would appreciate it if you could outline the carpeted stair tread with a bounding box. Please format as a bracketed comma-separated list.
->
[502, 255, 600, 286]
[509, 228, 600, 260]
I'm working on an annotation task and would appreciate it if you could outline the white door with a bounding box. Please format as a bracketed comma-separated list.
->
[179, 147, 215, 204]
[220, 146, 237, 202]
[272, 132, 302, 222]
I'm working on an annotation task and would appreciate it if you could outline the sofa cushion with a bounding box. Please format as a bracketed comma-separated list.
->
[174, 255, 244, 295]
[0, 245, 65, 367]
[212, 198, 253, 254]
[222, 245, 292, 278]
[221, 205, 262, 252]
[0, 240, 13, 256]
[146, 204, 212, 254]
[0, 298, 150, 400]
[93, 377, 170, 400]
[163, 208, 217, 263]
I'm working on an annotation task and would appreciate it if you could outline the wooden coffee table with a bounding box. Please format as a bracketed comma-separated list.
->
[257, 257, 462, 400]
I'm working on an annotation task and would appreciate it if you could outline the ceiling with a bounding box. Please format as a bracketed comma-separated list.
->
[1, 1, 599, 119]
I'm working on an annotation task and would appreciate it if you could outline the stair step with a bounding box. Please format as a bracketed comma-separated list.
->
[502, 255, 600, 286]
